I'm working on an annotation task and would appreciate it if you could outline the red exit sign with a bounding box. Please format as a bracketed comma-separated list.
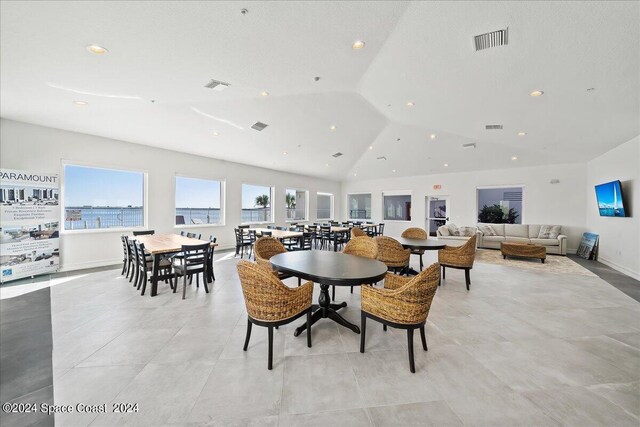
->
[433, 184, 442, 190]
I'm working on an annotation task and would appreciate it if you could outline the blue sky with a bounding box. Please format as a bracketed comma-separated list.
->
[64, 165, 143, 207]
[176, 176, 220, 208]
[242, 184, 271, 208]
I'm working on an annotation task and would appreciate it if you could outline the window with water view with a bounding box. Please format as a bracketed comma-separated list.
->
[175, 176, 222, 225]
[242, 183, 273, 223]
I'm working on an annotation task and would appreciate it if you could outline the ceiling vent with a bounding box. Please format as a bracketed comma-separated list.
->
[376, 156, 387, 161]
[251, 122, 268, 131]
[204, 79, 230, 91]
[485, 124, 503, 130]
[332, 152, 343, 158]
[474, 28, 508, 51]
[462, 143, 477, 150]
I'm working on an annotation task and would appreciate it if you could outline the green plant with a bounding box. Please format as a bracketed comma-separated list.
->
[478, 204, 519, 224]
[285, 193, 296, 209]
[255, 194, 270, 221]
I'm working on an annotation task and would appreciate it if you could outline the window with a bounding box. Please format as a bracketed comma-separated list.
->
[285, 188, 308, 221]
[316, 193, 333, 220]
[175, 176, 223, 226]
[477, 186, 523, 224]
[242, 183, 273, 223]
[383, 193, 411, 221]
[348, 193, 371, 220]
[63, 164, 144, 230]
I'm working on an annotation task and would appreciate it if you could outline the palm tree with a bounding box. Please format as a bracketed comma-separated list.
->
[255, 194, 270, 221]
[285, 193, 296, 209]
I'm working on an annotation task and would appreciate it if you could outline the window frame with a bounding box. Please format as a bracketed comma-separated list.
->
[61, 160, 148, 234]
[347, 192, 372, 220]
[174, 173, 226, 229]
[382, 190, 413, 222]
[476, 185, 525, 224]
[284, 187, 309, 223]
[241, 182, 275, 225]
[316, 192, 334, 221]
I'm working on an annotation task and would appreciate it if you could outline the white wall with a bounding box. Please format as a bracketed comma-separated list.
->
[586, 136, 640, 280]
[341, 163, 588, 252]
[0, 119, 341, 271]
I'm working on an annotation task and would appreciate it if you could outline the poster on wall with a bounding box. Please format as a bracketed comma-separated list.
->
[0, 168, 60, 283]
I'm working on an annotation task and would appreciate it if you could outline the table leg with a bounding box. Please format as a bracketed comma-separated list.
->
[150, 253, 160, 297]
[293, 284, 359, 336]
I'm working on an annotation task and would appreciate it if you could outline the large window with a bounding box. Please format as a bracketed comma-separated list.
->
[477, 186, 523, 224]
[348, 193, 371, 220]
[63, 164, 144, 230]
[285, 188, 308, 221]
[242, 183, 273, 223]
[175, 176, 223, 225]
[383, 193, 411, 221]
[317, 193, 333, 220]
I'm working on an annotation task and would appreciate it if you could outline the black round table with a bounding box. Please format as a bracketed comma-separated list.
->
[396, 237, 446, 275]
[270, 251, 387, 335]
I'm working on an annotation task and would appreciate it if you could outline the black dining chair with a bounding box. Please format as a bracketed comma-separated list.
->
[172, 243, 211, 299]
[186, 232, 201, 239]
[121, 235, 131, 277]
[207, 235, 217, 283]
[133, 230, 155, 236]
[180, 231, 187, 236]
[134, 241, 173, 296]
[234, 228, 253, 258]
[292, 232, 313, 251]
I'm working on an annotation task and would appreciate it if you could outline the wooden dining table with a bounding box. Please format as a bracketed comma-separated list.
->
[249, 228, 303, 240]
[134, 234, 218, 296]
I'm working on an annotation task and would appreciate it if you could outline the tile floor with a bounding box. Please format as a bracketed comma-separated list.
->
[48, 251, 640, 426]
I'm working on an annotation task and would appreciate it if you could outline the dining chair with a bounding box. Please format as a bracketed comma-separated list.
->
[374, 236, 411, 275]
[120, 235, 131, 277]
[254, 237, 293, 281]
[438, 234, 477, 290]
[351, 227, 366, 238]
[338, 236, 378, 300]
[133, 230, 155, 236]
[361, 263, 440, 373]
[376, 223, 385, 236]
[237, 260, 313, 370]
[172, 243, 211, 299]
[134, 241, 173, 296]
[234, 228, 253, 258]
[401, 227, 428, 271]
[292, 232, 313, 251]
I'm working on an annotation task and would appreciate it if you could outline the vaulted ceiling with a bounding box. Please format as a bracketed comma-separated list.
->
[1, 1, 638, 181]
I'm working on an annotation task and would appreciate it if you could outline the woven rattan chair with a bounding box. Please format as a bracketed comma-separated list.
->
[254, 237, 295, 282]
[374, 236, 411, 275]
[334, 236, 379, 299]
[401, 227, 428, 271]
[438, 234, 477, 290]
[360, 263, 440, 373]
[351, 227, 366, 238]
[237, 260, 314, 370]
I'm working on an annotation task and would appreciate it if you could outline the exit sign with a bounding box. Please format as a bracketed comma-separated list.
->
[433, 184, 442, 190]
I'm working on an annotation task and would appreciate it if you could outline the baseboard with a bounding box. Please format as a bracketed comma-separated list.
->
[598, 257, 640, 281]
[60, 258, 122, 272]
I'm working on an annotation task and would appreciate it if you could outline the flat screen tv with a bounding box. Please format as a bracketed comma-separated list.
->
[595, 180, 627, 217]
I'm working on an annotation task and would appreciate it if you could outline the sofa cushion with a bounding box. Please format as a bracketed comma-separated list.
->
[438, 225, 450, 236]
[528, 225, 542, 238]
[478, 225, 496, 236]
[538, 225, 562, 239]
[505, 224, 529, 238]
[505, 236, 531, 244]
[439, 236, 469, 240]
[447, 224, 460, 236]
[530, 238, 560, 246]
[479, 223, 504, 236]
[483, 236, 506, 243]
[458, 226, 477, 237]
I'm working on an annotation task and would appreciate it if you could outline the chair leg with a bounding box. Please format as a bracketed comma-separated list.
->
[420, 326, 428, 351]
[332, 285, 335, 301]
[442, 265, 446, 280]
[121, 261, 126, 275]
[419, 254, 424, 271]
[383, 324, 387, 332]
[360, 313, 367, 353]
[407, 328, 416, 373]
[173, 272, 178, 293]
[140, 271, 147, 295]
[298, 277, 301, 287]
[350, 286, 353, 294]
[465, 268, 471, 290]
[306, 310, 312, 348]
[196, 273, 199, 288]
[182, 272, 187, 300]
[243, 318, 252, 351]
[268, 326, 274, 370]
[203, 272, 209, 293]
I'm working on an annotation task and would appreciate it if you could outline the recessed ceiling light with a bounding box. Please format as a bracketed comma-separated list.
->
[517, 132, 526, 136]
[283, 151, 288, 155]
[330, 125, 336, 131]
[86, 45, 108, 54]
[325, 163, 329, 167]
[212, 131, 219, 136]
[260, 91, 269, 97]
[369, 145, 373, 150]
[353, 173, 357, 176]
[444, 163, 449, 167]
[406, 101, 415, 107]
[511, 156, 518, 161]
[529, 90, 544, 97]
[392, 169, 396, 173]
[430, 134, 437, 140]
[352, 40, 365, 50]
[73, 101, 88, 106]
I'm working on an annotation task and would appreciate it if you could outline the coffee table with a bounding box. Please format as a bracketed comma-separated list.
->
[501, 242, 546, 263]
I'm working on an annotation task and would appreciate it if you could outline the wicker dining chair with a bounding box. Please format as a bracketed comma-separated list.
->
[237, 260, 314, 370]
[254, 237, 295, 282]
[401, 227, 428, 271]
[438, 234, 477, 290]
[351, 227, 366, 238]
[361, 263, 440, 373]
[337, 236, 379, 299]
[374, 236, 411, 275]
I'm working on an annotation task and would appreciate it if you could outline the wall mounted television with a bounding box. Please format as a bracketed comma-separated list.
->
[595, 180, 627, 217]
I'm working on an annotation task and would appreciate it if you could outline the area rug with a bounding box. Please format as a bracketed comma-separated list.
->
[475, 249, 597, 277]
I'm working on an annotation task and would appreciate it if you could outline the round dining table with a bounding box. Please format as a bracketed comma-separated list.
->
[396, 237, 446, 275]
[270, 251, 388, 335]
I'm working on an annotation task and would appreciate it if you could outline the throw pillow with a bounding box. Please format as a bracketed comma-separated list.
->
[458, 226, 476, 237]
[438, 225, 450, 236]
[538, 225, 562, 239]
[478, 225, 496, 236]
[447, 223, 459, 236]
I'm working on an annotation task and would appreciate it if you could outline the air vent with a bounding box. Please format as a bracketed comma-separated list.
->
[332, 152, 343, 158]
[462, 143, 477, 150]
[485, 124, 503, 130]
[474, 28, 508, 51]
[251, 122, 268, 131]
[376, 156, 387, 161]
[204, 79, 230, 91]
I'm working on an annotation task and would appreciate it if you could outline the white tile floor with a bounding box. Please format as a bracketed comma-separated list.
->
[50, 250, 640, 426]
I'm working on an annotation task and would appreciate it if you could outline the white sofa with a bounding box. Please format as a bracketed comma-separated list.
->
[475, 223, 567, 255]
[436, 225, 476, 247]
